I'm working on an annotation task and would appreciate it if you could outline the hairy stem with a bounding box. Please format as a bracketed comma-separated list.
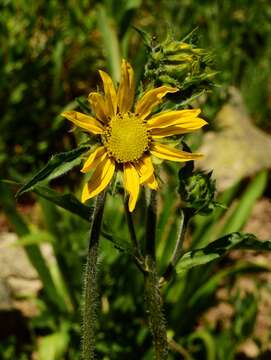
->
[144, 190, 168, 359]
[144, 256, 168, 360]
[81, 192, 106, 360]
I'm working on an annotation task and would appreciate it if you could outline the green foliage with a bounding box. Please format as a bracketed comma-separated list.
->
[16, 146, 89, 197]
[33, 185, 92, 222]
[0, 0, 101, 177]
[4, 167, 270, 359]
[0, 182, 70, 312]
[1, 0, 271, 359]
[37, 325, 70, 360]
[176, 232, 271, 275]
[0, 337, 29, 360]
[220, 170, 268, 236]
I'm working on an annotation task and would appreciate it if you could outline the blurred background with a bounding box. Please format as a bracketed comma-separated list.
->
[1, 0, 271, 359]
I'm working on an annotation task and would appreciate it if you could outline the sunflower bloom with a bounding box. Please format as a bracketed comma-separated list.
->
[62, 60, 207, 211]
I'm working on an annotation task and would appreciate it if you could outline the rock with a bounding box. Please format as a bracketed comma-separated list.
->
[0, 232, 41, 318]
[0, 233, 38, 279]
[243, 198, 271, 240]
[0, 280, 12, 311]
[199, 87, 271, 191]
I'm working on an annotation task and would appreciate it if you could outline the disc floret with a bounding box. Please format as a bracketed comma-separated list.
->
[102, 112, 150, 163]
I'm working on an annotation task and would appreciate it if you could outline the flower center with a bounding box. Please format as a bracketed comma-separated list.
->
[102, 113, 150, 163]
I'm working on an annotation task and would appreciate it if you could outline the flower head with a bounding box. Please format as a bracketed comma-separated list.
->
[62, 60, 207, 211]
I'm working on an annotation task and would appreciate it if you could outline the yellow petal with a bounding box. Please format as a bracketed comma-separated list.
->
[88, 92, 107, 123]
[81, 156, 115, 202]
[151, 119, 207, 138]
[134, 155, 154, 184]
[135, 86, 178, 119]
[61, 111, 104, 134]
[144, 174, 158, 190]
[147, 109, 205, 129]
[135, 156, 158, 189]
[117, 59, 135, 113]
[150, 143, 203, 162]
[81, 146, 107, 173]
[99, 70, 117, 117]
[123, 163, 140, 212]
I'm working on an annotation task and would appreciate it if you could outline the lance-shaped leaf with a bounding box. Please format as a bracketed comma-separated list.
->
[33, 185, 92, 221]
[176, 232, 271, 275]
[3, 179, 92, 222]
[17, 146, 89, 197]
[33, 185, 131, 253]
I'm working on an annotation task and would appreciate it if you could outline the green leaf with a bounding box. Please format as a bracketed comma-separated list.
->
[233, 292, 258, 340]
[220, 170, 268, 236]
[188, 330, 216, 360]
[33, 185, 92, 221]
[192, 180, 241, 249]
[17, 146, 89, 197]
[97, 5, 121, 83]
[101, 226, 133, 254]
[0, 181, 29, 237]
[76, 96, 91, 114]
[1, 180, 92, 222]
[34, 185, 130, 254]
[37, 328, 70, 360]
[176, 232, 271, 275]
[12, 230, 55, 247]
[189, 262, 270, 307]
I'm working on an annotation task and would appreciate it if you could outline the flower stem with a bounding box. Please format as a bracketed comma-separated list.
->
[144, 256, 168, 360]
[124, 197, 141, 255]
[160, 209, 190, 285]
[81, 192, 106, 360]
[124, 197, 145, 272]
[144, 190, 168, 360]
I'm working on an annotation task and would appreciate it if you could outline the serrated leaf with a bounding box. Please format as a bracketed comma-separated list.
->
[176, 232, 271, 275]
[17, 146, 89, 197]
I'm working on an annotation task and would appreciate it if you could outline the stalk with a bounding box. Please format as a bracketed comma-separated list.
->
[160, 209, 190, 285]
[124, 197, 141, 256]
[81, 192, 106, 360]
[124, 197, 146, 272]
[144, 190, 168, 359]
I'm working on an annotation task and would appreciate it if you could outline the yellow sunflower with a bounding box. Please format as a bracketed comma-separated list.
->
[62, 60, 207, 211]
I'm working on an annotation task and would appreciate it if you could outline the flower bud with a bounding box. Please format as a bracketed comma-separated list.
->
[144, 32, 216, 101]
[178, 169, 217, 215]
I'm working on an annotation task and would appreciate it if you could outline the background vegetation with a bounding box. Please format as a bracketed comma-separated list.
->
[1, 0, 271, 359]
